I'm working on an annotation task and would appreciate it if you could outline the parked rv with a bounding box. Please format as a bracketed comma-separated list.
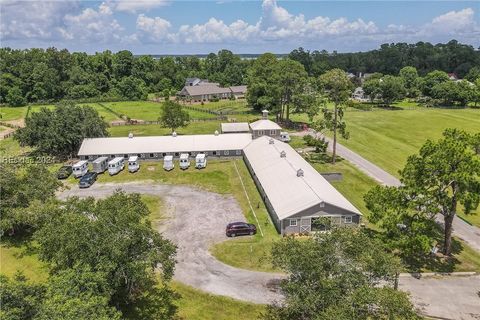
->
[163, 155, 174, 171]
[72, 160, 88, 178]
[280, 132, 291, 142]
[195, 153, 207, 169]
[179, 153, 190, 170]
[92, 156, 108, 173]
[57, 165, 72, 179]
[108, 157, 125, 175]
[128, 156, 140, 173]
[79, 172, 98, 188]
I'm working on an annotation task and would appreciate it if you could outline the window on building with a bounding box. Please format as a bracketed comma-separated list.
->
[162, 153, 166, 157]
[175, 152, 179, 157]
[344, 216, 353, 224]
[289, 219, 298, 227]
[124, 154, 128, 159]
[137, 154, 141, 158]
[213, 151, 217, 156]
[270, 130, 276, 135]
[149, 153, 154, 158]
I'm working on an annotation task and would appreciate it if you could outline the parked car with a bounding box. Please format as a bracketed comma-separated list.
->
[79, 172, 98, 188]
[226, 222, 257, 237]
[57, 165, 72, 179]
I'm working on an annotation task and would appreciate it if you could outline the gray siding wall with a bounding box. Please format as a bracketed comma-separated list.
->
[252, 129, 281, 139]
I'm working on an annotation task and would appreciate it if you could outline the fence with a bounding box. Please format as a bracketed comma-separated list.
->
[109, 116, 227, 126]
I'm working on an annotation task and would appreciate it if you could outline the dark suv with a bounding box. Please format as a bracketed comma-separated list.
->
[57, 165, 72, 179]
[226, 222, 257, 237]
[79, 172, 98, 188]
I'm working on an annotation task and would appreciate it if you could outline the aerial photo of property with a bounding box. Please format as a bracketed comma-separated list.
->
[1, 0, 479, 319]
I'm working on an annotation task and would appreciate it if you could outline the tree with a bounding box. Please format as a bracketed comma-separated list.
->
[378, 75, 406, 106]
[315, 68, 353, 164]
[264, 228, 418, 320]
[246, 53, 281, 113]
[115, 76, 148, 100]
[362, 77, 381, 102]
[366, 129, 480, 256]
[6, 86, 26, 106]
[15, 103, 109, 158]
[465, 66, 480, 83]
[0, 164, 61, 236]
[421, 70, 449, 96]
[159, 100, 190, 132]
[34, 192, 177, 310]
[276, 59, 308, 121]
[399, 66, 420, 98]
[0, 272, 45, 320]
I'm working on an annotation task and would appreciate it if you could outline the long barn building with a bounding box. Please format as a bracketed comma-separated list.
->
[77, 119, 361, 235]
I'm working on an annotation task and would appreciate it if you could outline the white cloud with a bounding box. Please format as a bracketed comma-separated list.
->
[0, 1, 79, 40]
[61, 2, 123, 42]
[420, 8, 478, 35]
[136, 14, 171, 41]
[111, 0, 169, 13]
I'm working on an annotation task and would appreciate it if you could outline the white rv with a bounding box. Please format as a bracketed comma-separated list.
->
[195, 153, 207, 169]
[128, 156, 140, 173]
[163, 155, 174, 171]
[92, 157, 108, 173]
[72, 160, 88, 178]
[108, 157, 125, 175]
[179, 153, 190, 170]
[280, 132, 291, 142]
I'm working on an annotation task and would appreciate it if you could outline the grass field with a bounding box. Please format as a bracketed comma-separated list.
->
[0, 106, 28, 121]
[102, 101, 217, 121]
[185, 100, 251, 113]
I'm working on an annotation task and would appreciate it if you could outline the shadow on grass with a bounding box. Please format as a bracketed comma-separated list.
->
[362, 228, 468, 273]
[304, 152, 345, 165]
[1, 231, 40, 258]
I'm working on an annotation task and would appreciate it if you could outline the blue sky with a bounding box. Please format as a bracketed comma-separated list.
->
[1, 1, 479, 54]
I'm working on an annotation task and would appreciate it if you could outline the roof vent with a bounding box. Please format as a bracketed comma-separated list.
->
[128, 132, 133, 139]
[297, 168, 304, 177]
[280, 150, 286, 158]
[262, 109, 269, 119]
[172, 131, 177, 137]
[269, 138, 274, 144]
[214, 130, 219, 136]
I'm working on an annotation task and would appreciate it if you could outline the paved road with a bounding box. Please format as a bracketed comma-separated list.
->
[399, 274, 480, 320]
[59, 182, 480, 319]
[292, 130, 480, 253]
[58, 182, 284, 304]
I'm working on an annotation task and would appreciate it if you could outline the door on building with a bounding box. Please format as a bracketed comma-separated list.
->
[300, 218, 311, 233]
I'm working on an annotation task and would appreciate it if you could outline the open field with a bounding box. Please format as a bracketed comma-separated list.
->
[0, 106, 28, 120]
[183, 100, 251, 113]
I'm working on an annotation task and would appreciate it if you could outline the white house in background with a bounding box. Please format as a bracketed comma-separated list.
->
[352, 87, 368, 102]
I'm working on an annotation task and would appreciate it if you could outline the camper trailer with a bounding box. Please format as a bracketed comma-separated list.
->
[72, 160, 88, 178]
[179, 153, 190, 170]
[92, 157, 108, 173]
[128, 156, 140, 173]
[108, 157, 125, 175]
[195, 153, 207, 169]
[163, 155, 174, 171]
[280, 132, 291, 142]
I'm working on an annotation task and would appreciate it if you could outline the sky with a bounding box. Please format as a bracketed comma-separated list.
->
[1, 0, 479, 54]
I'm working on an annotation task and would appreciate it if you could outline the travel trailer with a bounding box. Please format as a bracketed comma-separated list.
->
[179, 153, 190, 170]
[280, 132, 291, 142]
[195, 153, 207, 169]
[128, 156, 140, 173]
[108, 157, 125, 175]
[72, 160, 88, 178]
[163, 155, 174, 171]
[92, 156, 108, 173]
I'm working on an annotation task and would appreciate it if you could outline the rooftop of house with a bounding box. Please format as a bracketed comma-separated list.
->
[221, 122, 250, 133]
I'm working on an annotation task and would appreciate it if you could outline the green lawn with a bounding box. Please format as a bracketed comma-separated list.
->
[108, 121, 224, 137]
[0, 137, 31, 157]
[187, 100, 252, 113]
[173, 282, 265, 320]
[102, 101, 217, 121]
[0, 106, 28, 121]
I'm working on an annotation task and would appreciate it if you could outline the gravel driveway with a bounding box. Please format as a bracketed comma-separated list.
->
[58, 182, 284, 304]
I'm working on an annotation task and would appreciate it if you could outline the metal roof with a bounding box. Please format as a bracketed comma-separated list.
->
[78, 133, 252, 156]
[221, 122, 250, 133]
[249, 119, 282, 131]
[243, 136, 361, 220]
[183, 84, 232, 96]
[229, 85, 247, 93]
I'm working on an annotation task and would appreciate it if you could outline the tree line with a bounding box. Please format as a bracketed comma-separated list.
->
[2, 40, 479, 107]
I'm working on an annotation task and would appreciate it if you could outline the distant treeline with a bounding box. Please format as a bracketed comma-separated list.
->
[288, 40, 480, 78]
[1, 40, 478, 106]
